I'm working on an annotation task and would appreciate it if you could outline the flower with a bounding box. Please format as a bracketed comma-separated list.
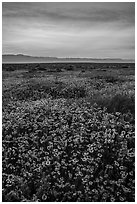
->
[3, 74, 135, 202]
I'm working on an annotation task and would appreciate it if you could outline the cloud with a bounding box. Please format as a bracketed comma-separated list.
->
[2, 2, 135, 59]
[3, 2, 134, 25]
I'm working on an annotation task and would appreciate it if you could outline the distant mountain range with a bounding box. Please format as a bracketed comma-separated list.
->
[2, 54, 135, 63]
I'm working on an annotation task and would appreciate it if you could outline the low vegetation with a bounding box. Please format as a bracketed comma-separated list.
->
[2, 63, 135, 201]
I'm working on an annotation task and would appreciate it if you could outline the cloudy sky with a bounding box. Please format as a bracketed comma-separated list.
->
[2, 2, 135, 59]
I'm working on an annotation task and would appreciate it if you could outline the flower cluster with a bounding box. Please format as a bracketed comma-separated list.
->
[3, 64, 135, 201]
[3, 99, 135, 202]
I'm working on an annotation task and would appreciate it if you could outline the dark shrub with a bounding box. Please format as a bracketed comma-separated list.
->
[6, 67, 15, 71]
[56, 67, 62, 72]
[105, 75, 118, 83]
[60, 86, 86, 98]
[95, 94, 135, 115]
[122, 65, 129, 68]
[66, 65, 74, 71]
[107, 94, 135, 114]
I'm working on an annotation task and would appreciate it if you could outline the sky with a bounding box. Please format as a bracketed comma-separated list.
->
[2, 2, 135, 59]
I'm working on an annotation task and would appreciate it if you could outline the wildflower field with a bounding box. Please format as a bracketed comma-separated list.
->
[2, 63, 135, 202]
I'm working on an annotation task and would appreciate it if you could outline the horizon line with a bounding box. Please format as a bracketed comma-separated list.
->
[2, 53, 135, 61]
